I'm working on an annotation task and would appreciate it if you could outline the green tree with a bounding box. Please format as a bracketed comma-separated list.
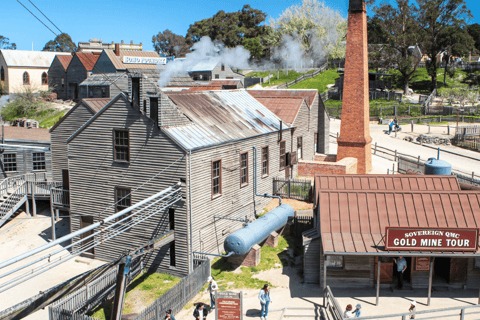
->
[367, 16, 388, 44]
[43, 33, 76, 52]
[0, 36, 16, 50]
[242, 37, 264, 58]
[416, 0, 472, 90]
[185, 5, 268, 56]
[372, 0, 422, 94]
[467, 23, 480, 53]
[152, 29, 190, 57]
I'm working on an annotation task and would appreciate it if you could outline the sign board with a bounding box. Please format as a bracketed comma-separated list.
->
[385, 227, 479, 252]
[216, 291, 243, 320]
[122, 56, 166, 65]
[415, 257, 431, 271]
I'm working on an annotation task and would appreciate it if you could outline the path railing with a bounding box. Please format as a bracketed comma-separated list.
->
[51, 187, 70, 208]
[0, 181, 28, 228]
[273, 178, 313, 202]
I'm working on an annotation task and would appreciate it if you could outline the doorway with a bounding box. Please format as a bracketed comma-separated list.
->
[131, 77, 140, 109]
[80, 216, 95, 258]
[433, 258, 468, 285]
[434, 257, 450, 284]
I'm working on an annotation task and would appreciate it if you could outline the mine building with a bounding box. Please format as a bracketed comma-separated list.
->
[187, 58, 245, 84]
[78, 73, 128, 99]
[77, 38, 143, 53]
[92, 45, 162, 75]
[0, 126, 51, 179]
[0, 49, 70, 94]
[47, 55, 72, 100]
[65, 52, 101, 101]
[304, 173, 480, 305]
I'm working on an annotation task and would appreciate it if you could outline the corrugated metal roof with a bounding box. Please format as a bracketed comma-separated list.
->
[248, 89, 318, 108]
[320, 190, 480, 255]
[55, 55, 72, 70]
[209, 80, 241, 85]
[163, 90, 288, 150]
[253, 97, 304, 124]
[188, 85, 223, 91]
[189, 57, 221, 72]
[0, 50, 70, 67]
[74, 52, 100, 71]
[103, 50, 161, 70]
[79, 73, 127, 86]
[1, 126, 50, 141]
[82, 98, 111, 113]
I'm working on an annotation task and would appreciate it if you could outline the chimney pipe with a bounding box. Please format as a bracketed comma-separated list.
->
[115, 43, 120, 56]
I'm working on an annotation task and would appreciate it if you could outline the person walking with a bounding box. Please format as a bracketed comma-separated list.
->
[193, 303, 207, 320]
[409, 301, 416, 319]
[388, 120, 394, 135]
[258, 284, 272, 320]
[393, 256, 407, 289]
[208, 276, 218, 310]
[352, 304, 362, 318]
[344, 304, 354, 318]
[165, 309, 176, 320]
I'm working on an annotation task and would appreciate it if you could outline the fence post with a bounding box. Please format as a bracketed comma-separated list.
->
[460, 308, 465, 320]
[448, 125, 450, 135]
[428, 124, 431, 134]
[288, 180, 291, 199]
[394, 150, 397, 162]
[417, 156, 421, 168]
[374, 142, 377, 155]
[411, 121, 414, 133]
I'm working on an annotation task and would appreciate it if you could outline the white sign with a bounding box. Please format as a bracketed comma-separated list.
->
[123, 56, 166, 65]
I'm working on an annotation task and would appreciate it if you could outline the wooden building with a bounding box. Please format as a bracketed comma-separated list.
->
[78, 73, 128, 99]
[304, 173, 480, 304]
[55, 90, 299, 276]
[77, 38, 143, 53]
[92, 47, 161, 74]
[65, 52, 101, 101]
[188, 58, 245, 84]
[47, 55, 72, 100]
[0, 126, 51, 179]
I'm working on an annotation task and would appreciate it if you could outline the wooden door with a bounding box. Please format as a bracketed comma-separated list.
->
[80, 216, 95, 257]
[374, 257, 394, 284]
[450, 258, 468, 285]
[62, 169, 69, 190]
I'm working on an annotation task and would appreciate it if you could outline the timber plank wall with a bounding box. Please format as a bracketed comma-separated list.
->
[48, 58, 67, 100]
[0, 140, 51, 179]
[66, 56, 88, 101]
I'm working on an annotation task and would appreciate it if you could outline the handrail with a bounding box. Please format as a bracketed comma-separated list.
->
[51, 188, 70, 207]
[0, 181, 27, 227]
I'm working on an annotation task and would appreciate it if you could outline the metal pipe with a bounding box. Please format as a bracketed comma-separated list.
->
[0, 183, 181, 269]
[253, 146, 281, 206]
[192, 251, 234, 258]
[189, 149, 194, 273]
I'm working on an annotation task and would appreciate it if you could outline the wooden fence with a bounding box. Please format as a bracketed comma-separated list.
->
[273, 178, 313, 202]
[276, 63, 329, 89]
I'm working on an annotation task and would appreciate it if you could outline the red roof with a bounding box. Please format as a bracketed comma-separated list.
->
[253, 97, 304, 124]
[1, 126, 50, 141]
[75, 52, 100, 71]
[56, 54, 72, 70]
[248, 89, 317, 107]
[319, 190, 480, 255]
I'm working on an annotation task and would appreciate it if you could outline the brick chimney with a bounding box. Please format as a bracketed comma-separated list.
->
[336, 0, 372, 174]
[114, 43, 120, 56]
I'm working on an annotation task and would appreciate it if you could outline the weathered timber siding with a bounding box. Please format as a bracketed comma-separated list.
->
[78, 74, 128, 100]
[304, 238, 320, 284]
[92, 51, 118, 74]
[292, 100, 315, 165]
[50, 103, 94, 182]
[0, 140, 51, 179]
[66, 56, 88, 101]
[189, 128, 294, 255]
[48, 58, 67, 100]
[317, 95, 330, 154]
[68, 96, 189, 276]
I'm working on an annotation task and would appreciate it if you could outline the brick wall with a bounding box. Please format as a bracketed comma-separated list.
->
[298, 157, 357, 176]
[228, 244, 261, 267]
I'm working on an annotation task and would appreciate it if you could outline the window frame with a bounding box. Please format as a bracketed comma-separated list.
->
[261, 146, 269, 178]
[3, 153, 17, 172]
[23, 72, 30, 85]
[221, 64, 225, 71]
[297, 136, 303, 160]
[211, 159, 222, 199]
[32, 152, 46, 171]
[215, 74, 219, 79]
[326, 255, 344, 270]
[41, 72, 48, 85]
[240, 151, 249, 187]
[115, 186, 132, 222]
[0, 66, 5, 82]
[279, 140, 286, 170]
[113, 129, 130, 163]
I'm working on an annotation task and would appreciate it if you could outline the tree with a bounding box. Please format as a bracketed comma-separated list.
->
[152, 30, 190, 57]
[467, 23, 480, 53]
[43, 33, 76, 52]
[416, 0, 472, 90]
[185, 5, 268, 57]
[0, 36, 16, 50]
[367, 16, 388, 44]
[242, 37, 264, 58]
[371, 0, 422, 94]
[266, 0, 347, 60]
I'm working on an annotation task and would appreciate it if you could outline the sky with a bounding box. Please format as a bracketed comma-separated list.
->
[2, 0, 480, 51]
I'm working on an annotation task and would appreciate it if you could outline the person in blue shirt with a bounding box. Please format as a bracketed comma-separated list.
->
[388, 121, 395, 135]
[394, 256, 407, 289]
[258, 284, 272, 320]
[352, 304, 362, 318]
[165, 309, 175, 320]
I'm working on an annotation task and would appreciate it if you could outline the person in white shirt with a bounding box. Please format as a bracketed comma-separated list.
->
[258, 284, 272, 320]
[208, 276, 218, 309]
[344, 304, 354, 318]
[193, 303, 207, 320]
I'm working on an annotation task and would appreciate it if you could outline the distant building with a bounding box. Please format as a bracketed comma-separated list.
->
[48, 55, 72, 99]
[77, 38, 143, 53]
[0, 49, 70, 94]
[78, 73, 129, 99]
[65, 52, 101, 101]
[92, 46, 163, 74]
[188, 57, 245, 85]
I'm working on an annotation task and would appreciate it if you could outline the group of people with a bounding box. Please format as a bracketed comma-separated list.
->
[343, 304, 362, 318]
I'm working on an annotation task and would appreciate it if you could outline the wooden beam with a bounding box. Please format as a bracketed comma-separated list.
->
[428, 257, 435, 306]
[323, 254, 327, 307]
[110, 257, 129, 320]
[376, 258, 381, 306]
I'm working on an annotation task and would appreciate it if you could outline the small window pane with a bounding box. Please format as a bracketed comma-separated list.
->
[279, 141, 286, 169]
[326, 256, 344, 269]
[23, 72, 30, 85]
[297, 137, 303, 160]
[3, 154, 17, 172]
[32, 152, 46, 171]
[42, 72, 48, 85]
[212, 160, 221, 196]
[115, 187, 132, 222]
[114, 130, 130, 162]
[262, 147, 269, 176]
[240, 152, 248, 185]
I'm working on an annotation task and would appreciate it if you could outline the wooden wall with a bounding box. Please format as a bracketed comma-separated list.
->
[66, 56, 88, 101]
[48, 58, 67, 100]
[92, 52, 118, 74]
[0, 141, 51, 180]
[304, 238, 320, 284]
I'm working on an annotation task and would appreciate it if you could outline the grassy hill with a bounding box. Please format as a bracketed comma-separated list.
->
[288, 69, 340, 93]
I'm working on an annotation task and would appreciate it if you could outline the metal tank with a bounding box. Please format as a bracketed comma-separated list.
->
[424, 157, 452, 175]
[224, 204, 294, 257]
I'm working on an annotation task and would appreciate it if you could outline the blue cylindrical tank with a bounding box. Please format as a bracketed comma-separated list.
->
[224, 204, 294, 257]
[424, 157, 452, 175]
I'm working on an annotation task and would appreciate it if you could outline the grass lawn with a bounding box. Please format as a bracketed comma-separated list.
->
[288, 69, 340, 93]
[210, 236, 292, 291]
[1, 104, 66, 129]
[324, 98, 400, 110]
[88, 272, 181, 319]
[246, 69, 316, 87]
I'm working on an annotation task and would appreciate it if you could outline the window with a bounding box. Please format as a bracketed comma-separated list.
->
[212, 160, 222, 197]
[102, 88, 107, 97]
[240, 152, 248, 186]
[113, 129, 130, 162]
[262, 146, 269, 177]
[23, 72, 30, 85]
[279, 141, 286, 170]
[169, 208, 175, 230]
[215, 74, 219, 79]
[3, 154, 17, 172]
[115, 186, 131, 221]
[143, 100, 147, 115]
[32, 152, 45, 171]
[326, 256, 344, 270]
[150, 97, 158, 123]
[314, 132, 317, 153]
[297, 136, 303, 160]
[0, 66, 4, 81]
[221, 64, 225, 71]
[41, 72, 48, 85]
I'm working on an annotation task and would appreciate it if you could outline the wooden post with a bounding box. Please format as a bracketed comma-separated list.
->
[427, 257, 434, 306]
[25, 197, 29, 216]
[376, 258, 381, 306]
[448, 125, 450, 135]
[111, 257, 129, 320]
[374, 142, 377, 155]
[55, 209, 59, 222]
[428, 124, 431, 134]
[411, 121, 414, 133]
[31, 182, 36, 217]
[51, 207, 56, 241]
[393, 163, 395, 174]
[461, 308, 466, 320]
[323, 255, 327, 307]
[394, 150, 398, 162]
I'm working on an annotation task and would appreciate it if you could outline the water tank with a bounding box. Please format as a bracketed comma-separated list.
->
[424, 157, 452, 175]
[224, 204, 294, 257]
